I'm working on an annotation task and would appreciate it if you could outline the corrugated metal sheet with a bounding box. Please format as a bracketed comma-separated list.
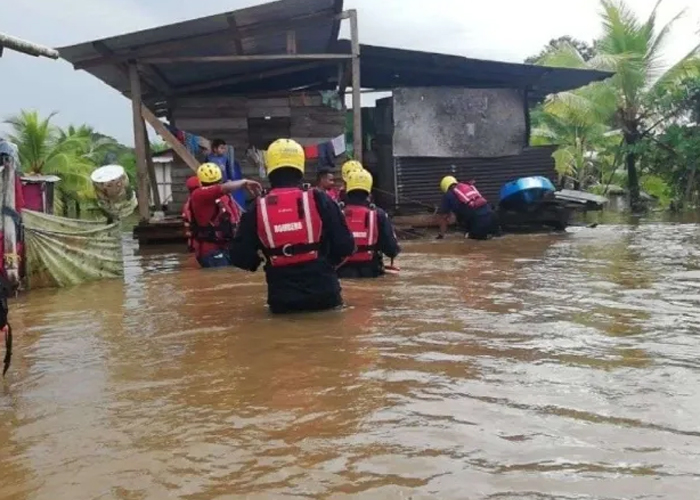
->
[387, 147, 558, 211]
[58, 0, 343, 97]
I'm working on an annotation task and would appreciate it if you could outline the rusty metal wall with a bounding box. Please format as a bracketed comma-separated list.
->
[392, 88, 527, 158]
[389, 147, 557, 211]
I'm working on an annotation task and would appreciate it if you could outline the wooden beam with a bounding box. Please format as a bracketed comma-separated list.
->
[129, 63, 151, 221]
[175, 61, 326, 94]
[139, 53, 352, 64]
[286, 30, 297, 54]
[143, 123, 162, 207]
[138, 63, 172, 95]
[226, 15, 244, 55]
[93, 41, 160, 97]
[141, 105, 200, 173]
[349, 9, 363, 163]
[337, 61, 351, 96]
[74, 10, 338, 69]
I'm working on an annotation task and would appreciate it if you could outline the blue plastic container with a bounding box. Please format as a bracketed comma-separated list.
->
[499, 176, 556, 208]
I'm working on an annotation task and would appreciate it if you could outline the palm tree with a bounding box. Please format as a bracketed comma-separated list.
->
[58, 124, 124, 166]
[5, 110, 96, 214]
[534, 0, 700, 210]
[531, 76, 618, 187]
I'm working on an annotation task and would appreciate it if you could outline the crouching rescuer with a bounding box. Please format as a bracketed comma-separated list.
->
[337, 169, 400, 278]
[436, 175, 500, 240]
[229, 139, 355, 314]
[188, 163, 260, 268]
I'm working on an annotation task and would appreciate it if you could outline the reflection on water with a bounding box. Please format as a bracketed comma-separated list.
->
[3, 222, 700, 499]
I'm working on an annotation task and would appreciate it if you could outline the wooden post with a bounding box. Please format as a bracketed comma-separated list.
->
[142, 123, 162, 207]
[141, 105, 201, 172]
[349, 9, 362, 163]
[129, 62, 151, 221]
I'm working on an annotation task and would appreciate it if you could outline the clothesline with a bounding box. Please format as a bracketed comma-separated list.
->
[165, 123, 348, 164]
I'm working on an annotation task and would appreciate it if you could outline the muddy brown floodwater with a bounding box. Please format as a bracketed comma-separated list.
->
[2, 223, 700, 499]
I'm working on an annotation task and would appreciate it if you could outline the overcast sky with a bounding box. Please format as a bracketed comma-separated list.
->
[1, 0, 698, 145]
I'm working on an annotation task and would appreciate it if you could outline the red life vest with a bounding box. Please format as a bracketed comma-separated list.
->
[453, 182, 488, 209]
[343, 204, 379, 264]
[256, 187, 323, 267]
[188, 195, 242, 243]
[326, 188, 340, 202]
[182, 198, 194, 251]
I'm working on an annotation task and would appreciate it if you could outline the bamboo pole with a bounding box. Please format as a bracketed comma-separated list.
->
[0, 32, 59, 59]
[129, 63, 151, 221]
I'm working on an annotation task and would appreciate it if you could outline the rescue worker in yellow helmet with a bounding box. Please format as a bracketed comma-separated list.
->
[187, 163, 261, 268]
[436, 174, 500, 240]
[337, 169, 401, 279]
[338, 160, 364, 203]
[229, 139, 355, 314]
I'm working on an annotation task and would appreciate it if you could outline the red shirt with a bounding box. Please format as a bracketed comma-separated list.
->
[189, 185, 226, 258]
[325, 187, 340, 202]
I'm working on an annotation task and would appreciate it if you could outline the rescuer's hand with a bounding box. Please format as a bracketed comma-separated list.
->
[222, 179, 262, 197]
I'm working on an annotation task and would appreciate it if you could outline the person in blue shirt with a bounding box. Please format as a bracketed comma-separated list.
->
[205, 138, 247, 209]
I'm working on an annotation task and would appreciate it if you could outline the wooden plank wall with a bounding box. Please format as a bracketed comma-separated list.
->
[168, 94, 347, 212]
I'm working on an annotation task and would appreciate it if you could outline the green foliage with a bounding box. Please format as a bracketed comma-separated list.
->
[529, 0, 700, 210]
[5, 110, 96, 213]
[3, 110, 144, 217]
[525, 36, 597, 64]
[640, 173, 672, 207]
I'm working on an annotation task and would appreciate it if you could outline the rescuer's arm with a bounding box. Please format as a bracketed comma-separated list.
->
[435, 193, 452, 239]
[377, 210, 400, 259]
[220, 179, 262, 197]
[229, 205, 263, 272]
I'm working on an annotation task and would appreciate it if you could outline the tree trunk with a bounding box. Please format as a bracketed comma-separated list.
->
[75, 200, 81, 219]
[624, 132, 642, 212]
[684, 161, 697, 206]
[62, 194, 69, 217]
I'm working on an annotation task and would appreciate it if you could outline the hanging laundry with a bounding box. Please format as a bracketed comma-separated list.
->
[165, 123, 185, 144]
[185, 132, 199, 156]
[304, 144, 319, 159]
[320, 90, 343, 110]
[331, 134, 346, 156]
[317, 142, 335, 170]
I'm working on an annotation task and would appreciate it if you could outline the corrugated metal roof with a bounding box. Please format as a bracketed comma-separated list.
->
[57, 0, 611, 103]
[58, 0, 344, 97]
[335, 41, 613, 102]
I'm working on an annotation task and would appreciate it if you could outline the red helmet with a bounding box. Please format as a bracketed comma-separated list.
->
[186, 176, 200, 193]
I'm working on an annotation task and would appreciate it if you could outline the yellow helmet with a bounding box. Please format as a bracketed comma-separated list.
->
[197, 162, 222, 184]
[346, 168, 373, 193]
[266, 138, 305, 175]
[341, 160, 363, 181]
[440, 175, 458, 193]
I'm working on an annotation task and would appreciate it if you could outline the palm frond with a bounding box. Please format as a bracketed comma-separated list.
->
[649, 49, 700, 95]
[645, 3, 686, 73]
[536, 43, 587, 68]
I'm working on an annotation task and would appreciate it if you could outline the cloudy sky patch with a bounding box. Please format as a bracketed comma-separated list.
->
[1, 0, 697, 144]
